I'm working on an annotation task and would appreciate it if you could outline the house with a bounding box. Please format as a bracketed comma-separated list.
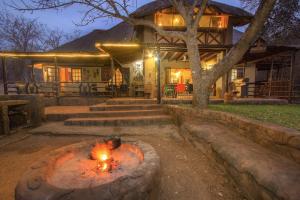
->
[1, 0, 299, 101]
[230, 31, 300, 100]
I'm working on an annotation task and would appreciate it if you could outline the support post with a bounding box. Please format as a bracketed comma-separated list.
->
[289, 52, 296, 102]
[268, 57, 274, 97]
[156, 46, 161, 104]
[111, 58, 115, 97]
[54, 57, 59, 97]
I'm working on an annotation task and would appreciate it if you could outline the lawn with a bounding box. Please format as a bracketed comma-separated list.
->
[208, 104, 300, 131]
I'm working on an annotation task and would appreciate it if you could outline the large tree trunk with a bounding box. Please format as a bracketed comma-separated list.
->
[186, 35, 210, 108]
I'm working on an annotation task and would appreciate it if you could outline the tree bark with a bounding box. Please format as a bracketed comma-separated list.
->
[186, 34, 210, 108]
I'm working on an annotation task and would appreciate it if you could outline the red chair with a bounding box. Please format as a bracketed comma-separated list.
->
[176, 84, 186, 94]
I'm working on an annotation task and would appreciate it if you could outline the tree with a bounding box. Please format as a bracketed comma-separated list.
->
[241, 0, 300, 43]
[44, 28, 82, 50]
[0, 11, 46, 51]
[12, 0, 277, 108]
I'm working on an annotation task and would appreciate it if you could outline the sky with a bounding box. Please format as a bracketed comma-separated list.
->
[1, 0, 243, 34]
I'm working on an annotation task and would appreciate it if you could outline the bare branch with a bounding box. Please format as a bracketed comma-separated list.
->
[193, 0, 209, 29]
[209, 0, 277, 84]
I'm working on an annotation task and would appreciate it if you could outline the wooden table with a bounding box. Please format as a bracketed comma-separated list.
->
[0, 100, 29, 135]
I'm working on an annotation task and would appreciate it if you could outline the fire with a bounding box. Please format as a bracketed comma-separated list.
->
[91, 142, 120, 173]
[91, 143, 112, 172]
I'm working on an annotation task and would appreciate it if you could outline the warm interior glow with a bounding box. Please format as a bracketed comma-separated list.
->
[155, 10, 228, 28]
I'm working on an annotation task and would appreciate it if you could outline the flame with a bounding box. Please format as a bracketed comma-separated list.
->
[91, 143, 111, 172]
[91, 143, 111, 161]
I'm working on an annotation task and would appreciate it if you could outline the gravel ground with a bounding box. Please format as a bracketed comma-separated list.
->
[0, 127, 246, 200]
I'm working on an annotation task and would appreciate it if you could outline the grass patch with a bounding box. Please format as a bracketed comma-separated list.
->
[208, 104, 300, 131]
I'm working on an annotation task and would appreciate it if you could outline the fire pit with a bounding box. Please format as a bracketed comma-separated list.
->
[15, 138, 160, 200]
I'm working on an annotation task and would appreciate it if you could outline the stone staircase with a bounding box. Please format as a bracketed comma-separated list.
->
[46, 99, 172, 127]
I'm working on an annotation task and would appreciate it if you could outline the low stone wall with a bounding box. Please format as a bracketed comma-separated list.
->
[164, 105, 300, 164]
[44, 97, 108, 106]
[0, 94, 45, 127]
[164, 105, 300, 200]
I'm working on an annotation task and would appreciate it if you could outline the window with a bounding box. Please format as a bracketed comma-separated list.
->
[231, 68, 244, 80]
[114, 68, 123, 86]
[44, 67, 56, 82]
[155, 9, 228, 28]
[72, 68, 82, 82]
[166, 68, 192, 84]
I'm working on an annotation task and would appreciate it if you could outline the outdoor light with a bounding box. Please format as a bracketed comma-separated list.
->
[0, 52, 110, 58]
[97, 43, 140, 47]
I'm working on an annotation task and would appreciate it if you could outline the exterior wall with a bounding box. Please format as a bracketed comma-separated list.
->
[245, 63, 256, 83]
[144, 58, 156, 98]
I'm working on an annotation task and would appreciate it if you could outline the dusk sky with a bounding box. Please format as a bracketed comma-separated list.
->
[1, 0, 243, 34]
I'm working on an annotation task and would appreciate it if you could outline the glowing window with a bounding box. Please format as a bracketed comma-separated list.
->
[44, 67, 56, 82]
[155, 10, 228, 28]
[72, 68, 82, 82]
[166, 68, 192, 84]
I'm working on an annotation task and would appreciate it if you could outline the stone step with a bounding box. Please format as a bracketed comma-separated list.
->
[180, 122, 300, 200]
[46, 109, 165, 121]
[106, 98, 157, 105]
[90, 104, 161, 111]
[64, 115, 172, 126]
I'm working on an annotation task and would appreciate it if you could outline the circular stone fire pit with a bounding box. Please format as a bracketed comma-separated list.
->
[15, 140, 160, 200]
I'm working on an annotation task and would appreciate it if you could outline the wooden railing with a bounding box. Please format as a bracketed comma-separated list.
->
[5, 81, 112, 97]
[247, 81, 300, 100]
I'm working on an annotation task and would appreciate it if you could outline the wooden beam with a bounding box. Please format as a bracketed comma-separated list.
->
[169, 52, 179, 61]
[200, 52, 211, 60]
[54, 57, 59, 97]
[111, 58, 115, 97]
[176, 52, 186, 61]
[202, 53, 217, 61]
[160, 51, 168, 61]
[289, 52, 296, 102]
[156, 47, 161, 104]
[268, 57, 274, 97]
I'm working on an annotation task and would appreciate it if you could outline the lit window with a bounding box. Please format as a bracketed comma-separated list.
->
[72, 68, 82, 82]
[231, 68, 244, 80]
[155, 9, 228, 28]
[114, 68, 123, 86]
[45, 67, 56, 82]
[166, 68, 192, 84]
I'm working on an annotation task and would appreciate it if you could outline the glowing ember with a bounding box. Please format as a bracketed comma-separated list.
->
[91, 143, 119, 173]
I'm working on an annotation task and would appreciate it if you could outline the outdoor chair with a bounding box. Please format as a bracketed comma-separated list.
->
[164, 84, 176, 98]
[185, 83, 193, 94]
[176, 84, 186, 96]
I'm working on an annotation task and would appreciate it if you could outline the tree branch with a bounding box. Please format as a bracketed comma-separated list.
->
[193, 0, 209, 29]
[208, 0, 277, 84]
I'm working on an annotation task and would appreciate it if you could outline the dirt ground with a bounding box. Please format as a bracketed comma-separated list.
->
[0, 127, 246, 200]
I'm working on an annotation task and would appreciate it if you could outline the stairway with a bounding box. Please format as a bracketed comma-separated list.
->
[47, 99, 172, 127]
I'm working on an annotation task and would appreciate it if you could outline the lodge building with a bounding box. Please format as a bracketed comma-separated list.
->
[1, 1, 299, 102]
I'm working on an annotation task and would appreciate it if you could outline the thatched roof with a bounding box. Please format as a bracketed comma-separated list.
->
[131, 0, 252, 26]
[52, 22, 134, 53]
